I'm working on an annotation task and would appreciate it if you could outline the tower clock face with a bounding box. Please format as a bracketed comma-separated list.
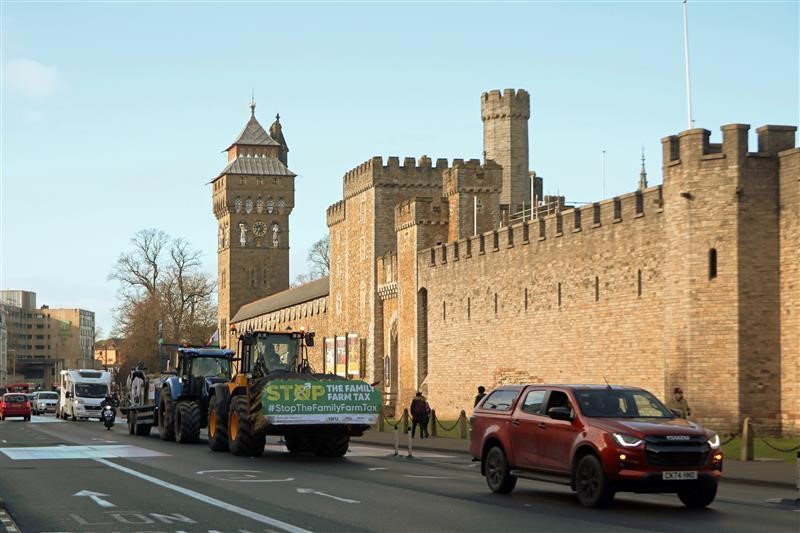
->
[252, 221, 267, 237]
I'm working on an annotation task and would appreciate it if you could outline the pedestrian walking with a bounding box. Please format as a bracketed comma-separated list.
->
[666, 387, 691, 419]
[410, 392, 430, 438]
[474, 385, 487, 407]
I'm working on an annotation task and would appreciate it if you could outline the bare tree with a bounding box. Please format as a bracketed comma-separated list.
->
[110, 230, 217, 376]
[307, 235, 330, 278]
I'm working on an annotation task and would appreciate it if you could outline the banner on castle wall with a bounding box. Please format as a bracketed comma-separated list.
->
[335, 336, 347, 377]
[347, 334, 360, 376]
[324, 337, 335, 374]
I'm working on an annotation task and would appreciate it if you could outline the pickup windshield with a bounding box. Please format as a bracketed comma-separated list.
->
[38, 392, 58, 400]
[574, 389, 674, 418]
[75, 384, 109, 398]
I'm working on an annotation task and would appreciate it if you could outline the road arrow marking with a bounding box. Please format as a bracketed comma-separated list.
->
[296, 488, 360, 504]
[368, 467, 388, 471]
[74, 490, 115, 508]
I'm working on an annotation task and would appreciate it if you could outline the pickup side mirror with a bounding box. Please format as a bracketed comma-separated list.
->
[548, 406, 573, 421]
[65, 391, 72, 399]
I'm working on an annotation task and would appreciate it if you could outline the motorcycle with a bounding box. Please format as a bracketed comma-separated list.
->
[101, 402, 115, 430]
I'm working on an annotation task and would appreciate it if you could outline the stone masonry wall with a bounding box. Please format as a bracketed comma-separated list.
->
[415, 188, 672, 424]
[779, 148, 800, 435]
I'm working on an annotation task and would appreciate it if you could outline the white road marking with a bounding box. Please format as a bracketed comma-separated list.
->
[265, 442, 453, 458]
[403, 475, 451, 479]
[368, 467, 388, 471]
[29, 416, 63, 424]
[296, 488, 360, 504]
[196, 470, 293, 483]
[74, 489, 116, 508]
[95, 458, 310, 533]
[0, 445, 166, 460]
[91, 438, 118, 443]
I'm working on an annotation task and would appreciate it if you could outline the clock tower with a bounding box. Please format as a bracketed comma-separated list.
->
[211, 101, 294, 347]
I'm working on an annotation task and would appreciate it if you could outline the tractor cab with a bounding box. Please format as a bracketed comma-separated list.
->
[172, 347, 234, 397]
[237, 330, 315, 377]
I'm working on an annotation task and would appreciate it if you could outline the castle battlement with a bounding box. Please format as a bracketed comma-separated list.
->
[425, 185, 663, 266]
[481, 88, 530, 120]
[326, 199, 346, 226]
[442, 159, 503, 197]
[395, 197, 449, 231]
[342, 155, 450, 199]
[662, 124, 797, 165]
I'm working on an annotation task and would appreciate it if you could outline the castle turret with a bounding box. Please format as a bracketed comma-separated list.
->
[269, 113, 289, 166]
[481, 89, 530, 214]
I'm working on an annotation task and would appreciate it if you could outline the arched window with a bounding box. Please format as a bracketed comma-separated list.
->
[709, 248, 718, 280]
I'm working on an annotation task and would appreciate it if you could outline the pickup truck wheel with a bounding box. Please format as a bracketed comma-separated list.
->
[677, 478, 717, 508]
[158, 389, 176, 441]
[208, 394, 230, 452]
[575, 454, 615, 507]
[485, 446, 517, 494]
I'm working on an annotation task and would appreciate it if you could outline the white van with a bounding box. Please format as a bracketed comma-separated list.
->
[57, 369, 112, 420]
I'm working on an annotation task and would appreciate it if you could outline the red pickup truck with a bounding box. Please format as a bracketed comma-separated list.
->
[470, 384, 722, 508]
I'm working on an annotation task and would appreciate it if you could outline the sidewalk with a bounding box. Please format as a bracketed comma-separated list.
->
[352, 430, 796, 489]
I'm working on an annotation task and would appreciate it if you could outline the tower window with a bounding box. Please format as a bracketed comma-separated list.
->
[494, 293, 498, 314]
[557, 283, 562, 306]
[524, 288, 528, 310]
[709, 248, 717, 279]
[637, 269, 642, 297]
[442, 301, 446, 321]
[595, 276, 599, 302]
[467, 297, 471, 319]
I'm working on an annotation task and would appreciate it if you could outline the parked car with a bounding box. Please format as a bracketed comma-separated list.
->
[471, 384, 723, 508]
[33, 391, 59, 415]
[0, 393, 32, 421]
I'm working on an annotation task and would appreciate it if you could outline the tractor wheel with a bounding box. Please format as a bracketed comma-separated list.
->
[158, 388, 176, 441]
[175, 401, 201, 444]
[284, 433, 313, 454]
[229, 396, 265, 457]
[313, 433, 350, 458]
[128, 410, 136, 435]
[208, 394, 230, 452]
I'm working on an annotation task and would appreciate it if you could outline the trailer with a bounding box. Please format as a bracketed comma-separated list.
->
[122, 347, 234, 441]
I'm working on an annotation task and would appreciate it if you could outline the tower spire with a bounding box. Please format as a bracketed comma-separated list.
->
[250, 88, 256, 116]
[639, 146, 648, 190]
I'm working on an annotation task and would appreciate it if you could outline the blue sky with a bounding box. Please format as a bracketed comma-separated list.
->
[2, 1, 798, 337]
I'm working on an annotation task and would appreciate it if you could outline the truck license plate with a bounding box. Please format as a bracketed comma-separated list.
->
[662, 471, 698, 480]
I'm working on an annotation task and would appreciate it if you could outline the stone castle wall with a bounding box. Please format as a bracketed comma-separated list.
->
[414, 187, 672, 423]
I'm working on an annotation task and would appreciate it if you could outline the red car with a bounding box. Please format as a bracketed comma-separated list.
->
[0, 393, 32, 421]
[471, 385, 722, 508]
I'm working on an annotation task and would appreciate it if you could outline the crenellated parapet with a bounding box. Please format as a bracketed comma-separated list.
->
[662, 124, 797, 168]
[442, 159, 502, 197]
[394, 197, 449, 231]
[326, 199, 346, 227]
[480, 88, 530, 120]
[342, 155, 450, 199]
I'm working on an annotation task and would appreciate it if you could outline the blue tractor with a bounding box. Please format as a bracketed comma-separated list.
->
[125, 346, 234, 443]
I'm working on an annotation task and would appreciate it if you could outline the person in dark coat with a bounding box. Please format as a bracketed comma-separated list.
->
[474, 386, 487, 407]
[410, 392, 430, 438]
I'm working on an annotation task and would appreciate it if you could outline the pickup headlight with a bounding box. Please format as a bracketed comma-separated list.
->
[612, 433, 644, 447]
[707, 433, 720, 448]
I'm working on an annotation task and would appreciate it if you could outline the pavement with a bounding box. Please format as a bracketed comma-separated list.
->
[353, 429, 798, 489]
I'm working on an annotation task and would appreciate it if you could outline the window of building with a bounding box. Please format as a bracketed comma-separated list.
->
[637, 269, 642, 297]
[595, 276, 599, 302]
[709, 248, 717, 279]
[557, 282, 562, 306]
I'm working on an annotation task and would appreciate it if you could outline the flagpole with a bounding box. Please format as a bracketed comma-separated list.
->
[683, 0, 694, 129]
